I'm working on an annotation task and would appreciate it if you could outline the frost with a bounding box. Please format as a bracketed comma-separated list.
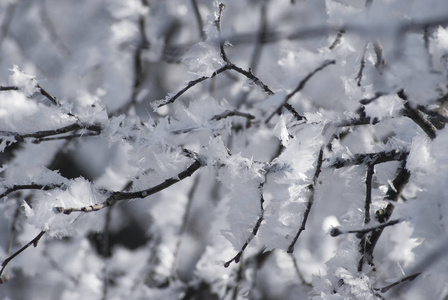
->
[26, 178, 105, 238]
[9, 65, 38, 96]
[182, 42, 225, 77]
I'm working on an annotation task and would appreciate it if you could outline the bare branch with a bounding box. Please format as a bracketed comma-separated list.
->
[0, 123, 101, 144]
[0, 230, 46, 283]
[287, 147, 324, 253]
[224, 184, 265, 267]
[356, 43, 368, 87]
[364, 164, 375, 224]
[265, 60, 336, 123]
[398, 89, 437, 139]
[330, 219, 402, 238]
[376, 272, 421, 293]
[190, 0, 205, 40]
[0, 183, 64, 199]
[211, 110, 255, 121]
[55, 158, 203, 214]
[327, 149, 408, 169]
[0, 86, 19, 91]
[154, 65, 230, 109]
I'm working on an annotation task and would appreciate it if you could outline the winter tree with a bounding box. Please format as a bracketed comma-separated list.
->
[1, 0, 448, 299]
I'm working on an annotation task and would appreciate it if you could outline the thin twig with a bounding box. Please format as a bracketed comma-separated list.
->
[330, 219, 402, 238]
[0, 123, 102, 143]
[265, 60, 336, 123]
[397, 89, 437, 139]
[0, 86, 19, 91]
[355, 43, 368, 87]
[329, 30, 345, 50]
[0, 230, 46, 283]
[287, 147, 324, 253]
[0, 183, 64, 199]
[290, 253, 312, 287]
[154, 65, 230, 109]
[364, 164, 375, 224]
[172, 174, 200, 276]
[211, 110, 255, 121]
[327, 149, 408, 169]
[358, 159, 410, 271]
[190, 0, 205, 40]
[224, 184, 265, 267]
[54, 158, 203, 214]
[376, 272, 421, 293]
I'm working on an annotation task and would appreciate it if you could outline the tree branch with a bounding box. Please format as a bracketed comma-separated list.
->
[287, 147, 324, 253]
[0, 123, 102, 144]
[327, 149, 408, 169]
[224, 184, 265, 267]
[0, 183, 64, 199]
[0, 230, 46, 283]
[54, 158, 203, 214]
[397, 89, 437, 139]
[265, 60, 336, 123]
[330, 219, 402, 238]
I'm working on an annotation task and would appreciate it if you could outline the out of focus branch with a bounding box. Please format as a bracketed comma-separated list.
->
[0, 183, 64, 199]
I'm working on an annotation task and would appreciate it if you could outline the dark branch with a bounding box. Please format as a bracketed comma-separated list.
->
[364, 164, 375, 224]
[265, 60, 335, 123]
[327, 149, 408, 169]
[228, 63, 274, 95]
[224, 184, 265, 267]
[359, 160, 410, 271]
[397, 89, 437, 139]
[211, 110, 255, 121]
[330, 219, 402, 238]
[287, 147, 324, 253]
[0, 86, 19, 91]
[154, 65, 230, 109]
[0, 230, 46, 283]
[0, 183, 64, 199]
[190, 0, 205, 40]
[0, 123, 102, 144]
[355, 43, 368, 86]
[55, 159, 203, 214]
[376, 272, 421, 293]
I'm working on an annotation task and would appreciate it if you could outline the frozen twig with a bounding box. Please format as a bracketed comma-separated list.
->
[329, 30, 345, 50]
[0, 183, 64, 199]
[54, 158, 203, 214]
[287, 147, 324, 253]
[211, 110, 255, 121]
[355, 43, 368, 87]
[364, 164, 375, 224]
[154, 65, 230, 108]
[330, 219, 402, 238]
[376, 272, 421, 293]
[0, 230, 46, 283]
[398, 89, 437, 139]
[358, 159, 410, 271]
[224, 184, 265, 267]
[0, 123, 102, 145]
[327, 149, 408, 169]
[265, 60, 336, 123]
